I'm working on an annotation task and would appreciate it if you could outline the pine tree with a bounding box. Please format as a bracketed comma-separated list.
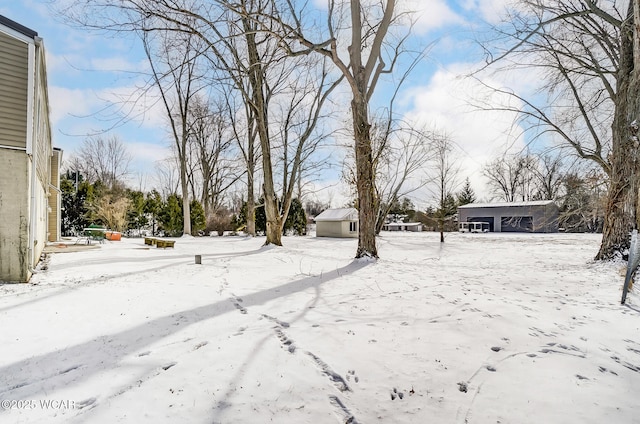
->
[457, 178, 477, 206]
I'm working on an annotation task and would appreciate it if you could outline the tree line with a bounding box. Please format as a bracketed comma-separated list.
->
[54, 0, 640, 261]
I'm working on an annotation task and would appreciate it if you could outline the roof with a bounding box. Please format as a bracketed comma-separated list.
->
[0, 15, 38, 39]
[458, 200, 556, 209]
[384, 222, 422, 226]
[314, 208, 358, 222]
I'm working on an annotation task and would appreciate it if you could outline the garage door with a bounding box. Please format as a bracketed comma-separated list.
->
[501, 216, 533, 232]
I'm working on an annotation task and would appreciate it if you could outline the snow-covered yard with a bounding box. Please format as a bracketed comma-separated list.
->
[0, 232, 638, 423]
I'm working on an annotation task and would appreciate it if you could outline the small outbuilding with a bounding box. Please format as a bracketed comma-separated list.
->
[458, 200, 559, 233]
[314, 208, 359, 238]
[382, 222, 423, 232]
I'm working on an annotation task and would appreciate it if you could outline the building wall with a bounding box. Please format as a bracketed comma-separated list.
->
[0, 20, 53, 282]
[0, 30, 28, 150]
[48, 149, 62, 242]
[316, 221, 358, 238]
[32, 42, 52, 257]
[459, 204, 559, 233]
[0, 150, 29, 282]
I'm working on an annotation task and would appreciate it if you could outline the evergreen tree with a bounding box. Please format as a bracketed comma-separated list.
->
[127, 190, 148, 234]
[284, 198, 307, 235]
[190, 199, 206, 235]
[159, 194, 184, 236]
[145, 190, 163, 236]
[457, 178, 476, 206]
[61, 173, 94, 236]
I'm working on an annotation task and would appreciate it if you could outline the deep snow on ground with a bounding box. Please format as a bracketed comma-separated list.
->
[0, 232, 639, 424]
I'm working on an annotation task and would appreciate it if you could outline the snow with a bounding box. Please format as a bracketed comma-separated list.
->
[1, 232, 639, 423]
[313, 208, 358, 221]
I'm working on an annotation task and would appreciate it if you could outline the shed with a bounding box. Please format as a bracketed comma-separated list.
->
[314, 208, 359, 238]
[382, 222, 423, 232]
[458, 200, 559, 233]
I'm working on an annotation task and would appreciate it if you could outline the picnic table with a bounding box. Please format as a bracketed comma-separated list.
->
[75, 228, 106, 245]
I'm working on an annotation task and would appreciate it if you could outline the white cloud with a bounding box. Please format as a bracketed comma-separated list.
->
[402, 0, 466, 34]
[461, 0, 517, 24]
[400, 62, 531, 204]
[48, 86, 102, 127]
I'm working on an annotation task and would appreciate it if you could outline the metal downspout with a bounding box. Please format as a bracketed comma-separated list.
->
[26, 39, 38, 275]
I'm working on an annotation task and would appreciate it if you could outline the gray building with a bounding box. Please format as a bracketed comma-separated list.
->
[458, 200, 559, 233]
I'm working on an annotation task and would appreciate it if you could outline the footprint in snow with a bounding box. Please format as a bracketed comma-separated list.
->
[229, 296, 247, 314]
[390, 387, 405, 400]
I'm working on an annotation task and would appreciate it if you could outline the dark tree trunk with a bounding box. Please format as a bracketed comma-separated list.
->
[597, 2, 640, 260]
[352, 94, 378, 258]
[243, 12, 281, 246]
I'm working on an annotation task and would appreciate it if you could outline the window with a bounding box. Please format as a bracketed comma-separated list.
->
[349, 222, 357, 232]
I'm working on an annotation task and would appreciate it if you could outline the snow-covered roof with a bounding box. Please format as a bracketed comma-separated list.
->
[458, 200, 556, 209]
[314, 208, 358, 221]
[384, 222, 422, 227]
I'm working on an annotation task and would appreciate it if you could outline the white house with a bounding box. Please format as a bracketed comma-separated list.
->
[314, 208, 359, 238]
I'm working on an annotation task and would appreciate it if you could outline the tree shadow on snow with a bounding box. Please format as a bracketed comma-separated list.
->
[0, 259, 370, 411]
[0, 247, 267, 315]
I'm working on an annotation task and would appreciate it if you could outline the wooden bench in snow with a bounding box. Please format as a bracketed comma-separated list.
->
[144, 237, 157, 246]
[156, 239, 175, 249]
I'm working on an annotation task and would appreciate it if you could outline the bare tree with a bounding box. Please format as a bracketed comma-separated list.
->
[479, 0, 640, 259]
[599, 0, 640, 259]
[153, 157, 180, 200]
[531, 152, 566, 201]
[426, 131, 461, 243]
[483, 154, 530, 202]
[559, 168, 607, 232]
[186, 95, 243, 222]
[367, 120, 431, 234]
[269, 56, 342, 237]
[272, 0, 416, 258]
[74, 135, 132, 189]
[56, 0, 418, 254]
[141, 28, 208, 236]
[221, 82, 259, 236]
[127, 0, 339, 245]
[92, 194, 131, 232]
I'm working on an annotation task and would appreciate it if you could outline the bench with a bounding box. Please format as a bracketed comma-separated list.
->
[144, 237, 157, 246]
[156, 239, 175, 249]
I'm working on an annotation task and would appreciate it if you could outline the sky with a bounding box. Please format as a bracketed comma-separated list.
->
[0, 0, 535, 208]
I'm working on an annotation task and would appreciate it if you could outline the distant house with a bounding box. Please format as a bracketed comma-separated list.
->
[314, 208, 359, 238]
[382, 222, 423, 232]
[458, 200, 559, 233]
[0, 15, 61, 282]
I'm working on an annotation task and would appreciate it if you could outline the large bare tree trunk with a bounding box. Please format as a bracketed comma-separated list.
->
[180, 159, 191, 235]
[597, 1, 640, 260]
[352, 95, 377, 257]
[246, 143, 256, 237]
[243, 12, 282, 246]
